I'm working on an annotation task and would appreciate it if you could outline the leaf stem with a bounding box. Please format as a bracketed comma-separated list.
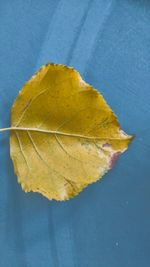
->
[0, 127, 13, 132]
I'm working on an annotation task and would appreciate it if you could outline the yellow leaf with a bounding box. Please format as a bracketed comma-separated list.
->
[6, 63, 133, 200]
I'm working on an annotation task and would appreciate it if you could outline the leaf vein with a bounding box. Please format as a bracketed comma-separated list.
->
[15, 131, 30, 172]
[27, 131, 75, 188]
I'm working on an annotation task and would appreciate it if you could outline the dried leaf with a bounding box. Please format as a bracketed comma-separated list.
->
[8, 63, 133, 200]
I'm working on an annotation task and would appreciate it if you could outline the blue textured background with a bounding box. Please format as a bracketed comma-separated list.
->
[0, 1, 150, 266]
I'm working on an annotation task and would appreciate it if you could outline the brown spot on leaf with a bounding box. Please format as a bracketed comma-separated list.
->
[102, 143, 110, 148]
[109, 151, 121, 169]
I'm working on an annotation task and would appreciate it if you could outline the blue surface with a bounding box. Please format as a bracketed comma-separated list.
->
[0, 1, 150, 266]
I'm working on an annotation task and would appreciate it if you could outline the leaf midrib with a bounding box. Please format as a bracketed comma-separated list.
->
[0, 126, 132, 141]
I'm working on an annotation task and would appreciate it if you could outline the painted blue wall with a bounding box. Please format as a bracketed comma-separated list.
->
[0, 1, 150, 266]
